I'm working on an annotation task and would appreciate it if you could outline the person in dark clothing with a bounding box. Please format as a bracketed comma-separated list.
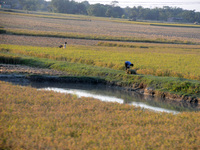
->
[125, 61, 134, 70]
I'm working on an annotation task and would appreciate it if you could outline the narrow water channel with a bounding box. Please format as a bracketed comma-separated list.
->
[1, 75, 199, 114]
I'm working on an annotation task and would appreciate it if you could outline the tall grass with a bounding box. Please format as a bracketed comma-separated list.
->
[1, 44, 200, 81]
[0, 81, 200, 149]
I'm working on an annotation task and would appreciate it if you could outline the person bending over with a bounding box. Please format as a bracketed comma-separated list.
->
[125, 61, 134, 70]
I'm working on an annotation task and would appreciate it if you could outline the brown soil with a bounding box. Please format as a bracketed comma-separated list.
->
[0, 64, 68, 76]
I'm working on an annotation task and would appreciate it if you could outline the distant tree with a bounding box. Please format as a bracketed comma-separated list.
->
[105, 7, 112, 17]
[128, 8, 137, 20]
[110, 1, 118, 7]
[194, 12, 200, 22]
[76, 3, 87, 14]
[112, 6, 124, 18]
[51, 0, 66, 13]
[51, 0, 87, 14]
[13, 0, 47, 11]
[87, 4, 107, 17]
[123, 6, 199, 23]
[81, 1, 90, 8]
[181, 10, 196, 22]
[18, 0, 38, 11]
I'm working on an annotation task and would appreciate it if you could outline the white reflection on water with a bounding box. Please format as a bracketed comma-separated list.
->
[41, 87, 179, 114]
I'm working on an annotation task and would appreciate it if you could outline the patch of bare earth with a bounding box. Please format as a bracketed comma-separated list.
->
[0, 64, 68, 76]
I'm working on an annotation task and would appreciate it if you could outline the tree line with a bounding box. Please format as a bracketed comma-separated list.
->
[1, 0, 200, 23]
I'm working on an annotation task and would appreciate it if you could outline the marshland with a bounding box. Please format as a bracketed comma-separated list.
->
[0, 9, 200, 149]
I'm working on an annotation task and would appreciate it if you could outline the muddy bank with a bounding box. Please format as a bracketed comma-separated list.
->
[108, 81, 199, 105]
[0, 64, 68, 76]
[0, 64, 199, 105]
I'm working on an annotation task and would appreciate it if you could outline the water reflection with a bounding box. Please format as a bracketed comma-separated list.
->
[32, 82, 199, 113]
[41, 87, 179, 114]
[0, 76, 199, 113]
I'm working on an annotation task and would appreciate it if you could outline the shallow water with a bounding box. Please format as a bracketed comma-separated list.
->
[41, 87, 180, 114]
[1, 75, 199, 114]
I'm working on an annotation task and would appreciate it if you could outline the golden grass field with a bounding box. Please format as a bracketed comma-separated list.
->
[1, 43, 200, 81]
[1, 81, 200, 149]
[0, 10, 200, 149]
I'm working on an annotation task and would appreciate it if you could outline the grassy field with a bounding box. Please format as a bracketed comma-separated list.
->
[2, 9, 200, 28]
[1, 81, 200, 149]
[1, 11, 200, 44]
[1, 44, 200, 81]
[0, 10, 199, 94]
[0, 10, 200, 149]
[0, 10, 200, 96]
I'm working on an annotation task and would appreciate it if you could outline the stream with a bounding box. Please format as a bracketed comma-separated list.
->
[1, 74, 199, 114]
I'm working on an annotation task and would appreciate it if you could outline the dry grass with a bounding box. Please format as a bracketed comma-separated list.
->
[0, 81, 200, 149]
[1, 13, 200, 44]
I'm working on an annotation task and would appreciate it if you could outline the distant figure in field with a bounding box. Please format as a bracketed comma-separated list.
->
[125, 61, 134, 70]
[63, 42, 67, 48]
[58, 41, 67, 48]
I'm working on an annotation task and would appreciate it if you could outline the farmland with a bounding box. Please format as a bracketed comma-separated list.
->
[0, 9, 200, 96]
[1, 81, 200, 149]
[1, 11, 200, 44]
[0, 9, 200, 149]
[1, 43, 200, 81]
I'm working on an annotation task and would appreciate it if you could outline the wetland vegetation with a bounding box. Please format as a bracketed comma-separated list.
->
[0, 9, 200, 149]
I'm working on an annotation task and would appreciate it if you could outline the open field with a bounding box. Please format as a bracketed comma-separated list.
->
[1, 12, 200, 44]
[0, 10, 200, 95]
[1, 44, 200, 81]
[0, 9, 200, 149]
[2, 9, 200, 28]
[1, 81, 200, 149]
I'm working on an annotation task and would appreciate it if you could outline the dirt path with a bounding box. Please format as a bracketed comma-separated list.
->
[0, 64, 68, 76]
